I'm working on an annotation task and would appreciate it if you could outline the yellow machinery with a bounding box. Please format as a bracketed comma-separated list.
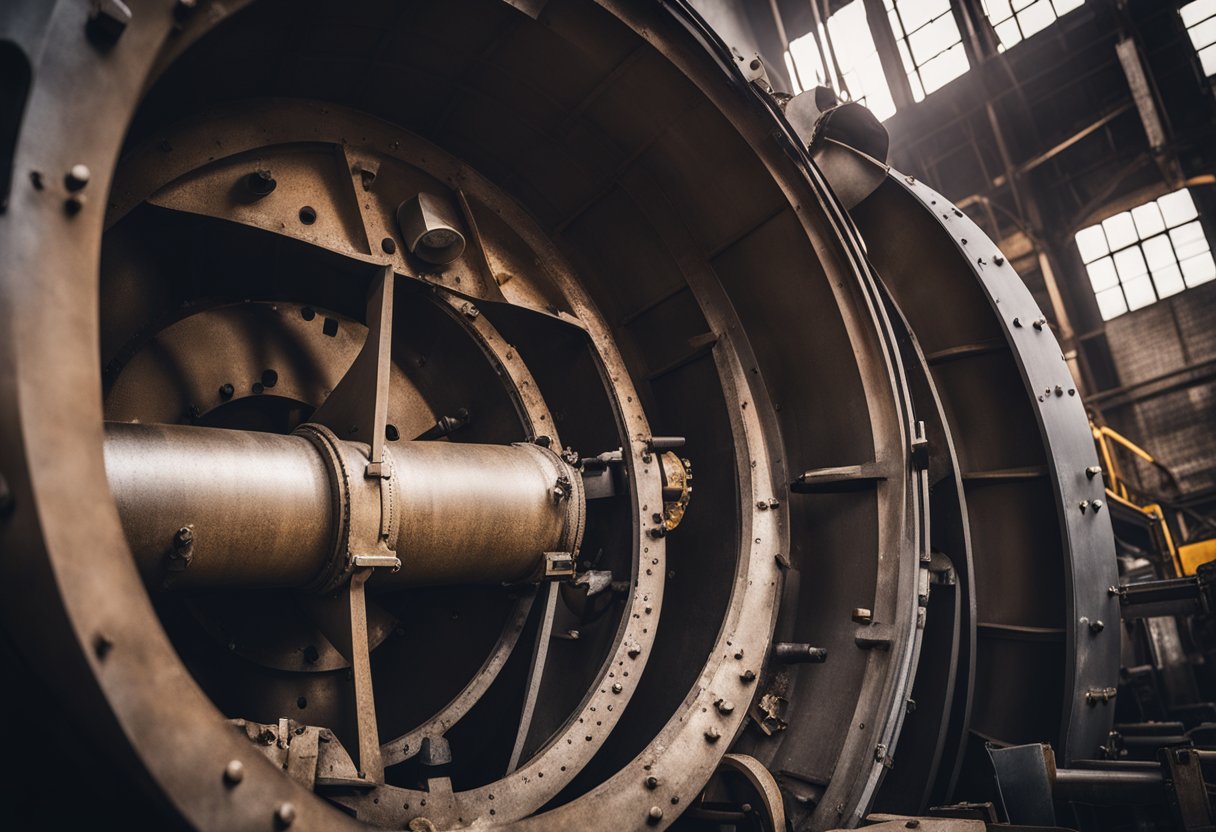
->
[1092, 421, 1216, 575]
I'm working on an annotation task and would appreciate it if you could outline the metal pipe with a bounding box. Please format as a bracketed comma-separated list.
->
[1053, 768, 1165, 804]
[103, 422, 583, 590]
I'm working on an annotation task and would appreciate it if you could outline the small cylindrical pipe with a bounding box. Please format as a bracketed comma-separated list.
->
[104, 422, 335, 587]
[103, 422, 582, 590]
[772, 643, 828, 664]
[1053, 768, 1164, 804]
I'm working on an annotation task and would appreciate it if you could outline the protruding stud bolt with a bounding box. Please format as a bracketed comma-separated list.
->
[627, 643, 642, 659]
[223, 759, 244, 786]
[274, 802, 296, 828]
[716, 699, 735, 715]
[1086, 466, 1103, 479]
[645, 775, 659, 790]
[65, 164, 91, 192]
[1089, 619, 1105, 633]
[647, 806, 664, 824]
[704, 727, 721, 743]
[612, 682, 623, 694]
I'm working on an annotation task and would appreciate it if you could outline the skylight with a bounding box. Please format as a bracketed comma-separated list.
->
[884, 0, 970, 100]
[982, 0, 1085, 50]
[1075, 188, 1215, 321]
[785, 1, 897, 121]
[1181, 0, 1216, 77]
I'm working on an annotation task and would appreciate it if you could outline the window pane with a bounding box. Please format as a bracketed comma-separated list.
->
[1131, 202, 1166, 238]
[995, 18, 1023, 47]
[789, 32, 830, 91]
[919, 44, 970, 94]
[1141, 234, 1176, 270]
[1201, 44, 1216, 76]
[909, 14, 959, 64]
[1122, 274, 1156, 310]
[1192, 15, 1216, 49]
[1095, 286, 1128, 320]
[1181, 0, 1216, 28]
[1052, 0, 1085, 14]
[895, 30, 917, 74]
[1170, 220, 1209, 260]
[784, 51, 803, 95]
[895, 0, 947, 34]
[985, 0, 1014, 20]
[829, 2, 898, 121]
[1182, 251, 1216, 287]
[1113, 246, 1148, 281]
[1102, 212, 1138, 250]
[1019, 0, 1058, 38]
[1152, 264, 1185, 298]
[1075, 225, 1108, 262]
[1086, 257, 1118, 291]
[1159, 189, 1199, 226]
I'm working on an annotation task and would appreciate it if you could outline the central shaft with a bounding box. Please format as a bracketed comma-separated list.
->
[103, 422, 585, 590]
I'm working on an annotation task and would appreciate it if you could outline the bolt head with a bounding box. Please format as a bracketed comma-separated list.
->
[645, 775, 659, 789]
[223, 759, 244, 785]
[740, 669, 756, 683]
[274, 802, 296, 827]
[65, 164, 91, 192]
[612, 682, 623, 694]
[647, 806, 664, 823]
[851, 607, 873, 625]
[716, 699, 735, 715]
[704, 727, 721, 743]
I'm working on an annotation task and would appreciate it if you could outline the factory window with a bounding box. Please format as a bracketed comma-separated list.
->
[1181, 0, 1216, 77]
[785, 1, 897, 121]
[884, 0, 970, 100]
[982, 0, 1085, 50]
[1075, 188, 1216, 321]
